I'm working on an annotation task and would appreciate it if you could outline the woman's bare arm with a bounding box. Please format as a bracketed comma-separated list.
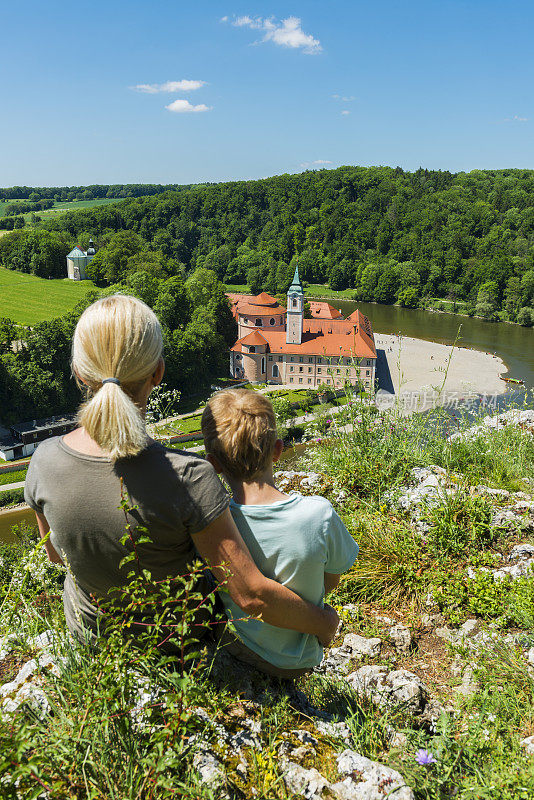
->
[35, 512, 63, 564]
[192, 508, 339, 647]
[324, 573, 341, 595]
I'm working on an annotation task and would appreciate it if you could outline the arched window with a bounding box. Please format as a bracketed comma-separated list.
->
[261, 357, 266, 374]
[272, 364, 279, 378]
[255, 318, 262, 326]
[292, 298, 298, 308]
[269, 318, 275, 325]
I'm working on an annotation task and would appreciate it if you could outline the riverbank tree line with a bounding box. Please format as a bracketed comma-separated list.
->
[0, 267, 236, 423]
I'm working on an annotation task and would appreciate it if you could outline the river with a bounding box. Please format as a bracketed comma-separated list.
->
[335, 300, 534, 388]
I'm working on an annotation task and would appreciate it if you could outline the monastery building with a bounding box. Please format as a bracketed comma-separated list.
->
[228, 267, 377, 391]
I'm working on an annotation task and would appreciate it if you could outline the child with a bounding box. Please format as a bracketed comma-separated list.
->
[201, 388, 359, 678]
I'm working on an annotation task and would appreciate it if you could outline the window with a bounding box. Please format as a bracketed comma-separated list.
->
[290, 366, 294, 372]
[299, 357, 303, 362]
[272, 364, 279, 378]
[366, 370, 370, 376]
[244, 317, 248, 323]
[269, 318, 275, 326]
[249, 346, 255, 353]
[298, 378, 303, 384]
[317, 367, 322, 374]
[278, 356, 282, 362]
[317, 357, 322, 364]
[308, 378, 311, 384]
[290, 356, 294, 362]
[308, 357, 313, 363]
[299, 366, 303, 372]
[367, 360, 371, 366]
[292, 298, 297, 308]
[327, 379, 331, 384]
[336, 368, 340, 374]
[268, 355, 273, 361]
[255, 318, 262, 326]
[261, 357, 266, 374]
[290, 377, 293, 383]
[308, 367, 312, 373]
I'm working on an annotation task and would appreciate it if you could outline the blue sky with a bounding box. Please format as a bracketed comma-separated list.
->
[2, 0, 534, 186]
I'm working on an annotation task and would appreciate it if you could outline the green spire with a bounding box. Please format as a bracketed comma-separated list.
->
[288, 260, 303, 295]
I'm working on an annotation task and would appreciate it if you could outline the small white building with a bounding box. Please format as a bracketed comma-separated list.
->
[0, 415, 77, 461]
[66, 239, 96, 280]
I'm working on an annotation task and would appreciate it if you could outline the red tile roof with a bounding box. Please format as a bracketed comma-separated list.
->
[238, 330, 269, 346]
[232, 316, 376, 359]
[309, 301, 343, 320]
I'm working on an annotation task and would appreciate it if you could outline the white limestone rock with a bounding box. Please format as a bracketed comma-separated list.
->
[321, 634, 382, 674]
[521, 736, 534, 755]
[193, 745, 225, 790]
[345, 666, 428, 714]
[389, 624, 412, 654]
[282, 761, 331, 800]
[331, 749, 414, 799]
[314, 719, 352, 742]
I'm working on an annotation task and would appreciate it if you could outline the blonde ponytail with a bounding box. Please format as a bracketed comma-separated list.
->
[72, 295, 163, 461]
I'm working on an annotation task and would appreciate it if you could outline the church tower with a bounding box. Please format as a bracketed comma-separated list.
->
[286, 262, 304, 345]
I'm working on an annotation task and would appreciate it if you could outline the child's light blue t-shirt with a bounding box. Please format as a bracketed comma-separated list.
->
[220, 493, 359, 669]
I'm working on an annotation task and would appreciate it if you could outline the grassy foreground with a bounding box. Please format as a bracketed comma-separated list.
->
[1, 395, 534, 798]
[0, 267, 95, 325]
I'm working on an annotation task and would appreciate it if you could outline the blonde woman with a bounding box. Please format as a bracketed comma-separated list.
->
[24, 295, 339, 650]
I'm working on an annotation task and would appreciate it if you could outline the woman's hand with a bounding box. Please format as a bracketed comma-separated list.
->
[318, 603, 340, 647]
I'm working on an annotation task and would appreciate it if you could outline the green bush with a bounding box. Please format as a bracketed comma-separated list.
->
[0, 487, 25, 507]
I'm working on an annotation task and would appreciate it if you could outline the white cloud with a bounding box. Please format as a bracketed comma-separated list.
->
[227, 14, 321, 54]
[332, 94, 355, 102]
[301, 159, 333, 169]
[341, 110, 350, 116]
[220, 15, 228, 22]
[513, 115, 528, 122]
[165, 99, 212, 113]
[133, 79, 206, 93]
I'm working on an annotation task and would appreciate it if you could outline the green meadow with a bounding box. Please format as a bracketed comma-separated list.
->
[0, 267, 95, 325]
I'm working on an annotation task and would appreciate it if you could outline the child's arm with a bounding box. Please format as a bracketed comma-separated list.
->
[324, 573, 340, 595]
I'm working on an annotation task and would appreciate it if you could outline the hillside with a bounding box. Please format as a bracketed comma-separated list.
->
[1, 402, 534, 797]
[33, 166, 534, 325]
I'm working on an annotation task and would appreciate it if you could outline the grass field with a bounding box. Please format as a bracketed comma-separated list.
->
[305, 283, 355, 298]
[223, 283, 250, 293]
[0, 197, 122, 224]
[0, 267, 96, 325]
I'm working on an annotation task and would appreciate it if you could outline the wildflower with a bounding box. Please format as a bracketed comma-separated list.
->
[415, 749, 436, 766]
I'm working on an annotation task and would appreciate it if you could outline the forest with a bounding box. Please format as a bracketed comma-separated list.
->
[0, 183, 191, 202]
[4, 165, 528, 326]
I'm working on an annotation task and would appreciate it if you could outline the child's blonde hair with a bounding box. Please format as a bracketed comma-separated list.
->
[201, 389, 278, 480]
[72, 294, 163, 461]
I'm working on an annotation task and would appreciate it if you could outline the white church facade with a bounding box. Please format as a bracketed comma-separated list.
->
[66, 239, 96, 280]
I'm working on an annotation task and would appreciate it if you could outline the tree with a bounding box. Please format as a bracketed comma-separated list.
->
[475, 281, 500, 320]
[87, 231, 146, 284]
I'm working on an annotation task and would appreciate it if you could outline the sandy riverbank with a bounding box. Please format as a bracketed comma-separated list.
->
[374, 333, 508, 411]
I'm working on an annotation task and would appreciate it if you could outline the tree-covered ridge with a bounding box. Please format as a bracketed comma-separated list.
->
[0, 183, 192, 201]
[27, 166, 533, 324]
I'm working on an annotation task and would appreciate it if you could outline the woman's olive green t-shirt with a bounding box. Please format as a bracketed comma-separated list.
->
[24, 437, 229, 644]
